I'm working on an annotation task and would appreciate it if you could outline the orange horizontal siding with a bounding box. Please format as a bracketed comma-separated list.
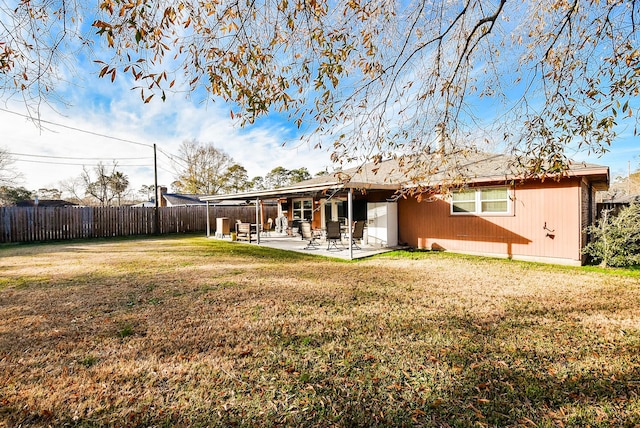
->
[398, 179, 583, 263]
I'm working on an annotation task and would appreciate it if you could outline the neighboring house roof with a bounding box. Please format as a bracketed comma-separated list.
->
[163, 194, 207, 206]
[202, 152, 610, 201]
[16, 199, 78, 207]
[132, 197, 253, 207]
[132, 201, 157, 207]
[209, 200, 255, 206]
[600, 194, 640, 204]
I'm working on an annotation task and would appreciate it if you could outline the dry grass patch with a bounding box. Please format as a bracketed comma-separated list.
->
[1, 236, 639, 427]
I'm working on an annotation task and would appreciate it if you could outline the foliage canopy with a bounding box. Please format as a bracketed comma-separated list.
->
[172, 139, 236, 194]
[0, 185, 32, 205]
[2, 0, 639, 188]
[81, 162, 130, 206]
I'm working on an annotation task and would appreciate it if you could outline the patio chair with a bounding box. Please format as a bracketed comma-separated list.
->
[351, 221, 365, 250]
[291, 219, 303, 237]
[236, 222, 252, 242]
[262, 218, 273, 236]
[326, 220, 343, 251]
[300, 221, 319, 250]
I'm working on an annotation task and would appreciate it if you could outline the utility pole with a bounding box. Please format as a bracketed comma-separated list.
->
[154, 143, 159, 235]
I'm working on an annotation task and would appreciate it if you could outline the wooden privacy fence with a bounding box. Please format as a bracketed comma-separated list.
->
[0, 205, 278, 244]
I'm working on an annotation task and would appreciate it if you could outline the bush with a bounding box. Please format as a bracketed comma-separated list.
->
[583, 203, 640, 267]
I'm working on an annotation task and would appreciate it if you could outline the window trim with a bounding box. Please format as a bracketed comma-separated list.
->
[450, 187, 512, 216]
[292, 198, 314, 221]
[451, 189, 476, 214]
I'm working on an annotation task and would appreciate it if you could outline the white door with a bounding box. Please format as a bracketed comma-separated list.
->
[367, 202, 398, 247]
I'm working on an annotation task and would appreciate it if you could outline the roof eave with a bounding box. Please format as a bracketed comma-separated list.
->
[403, 166, 610, 189]
[200, 182, 344, 201]
[200, 181, 401, 202]
[345, 182, 402, 191]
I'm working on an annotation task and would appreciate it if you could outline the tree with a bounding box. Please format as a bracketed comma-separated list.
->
[248, 176, 265, 192]
[0, 147, 21, 187]
[0, 1, 86, 108]
[138, 184, 155, 201]
[81, 162, 130, 206]
[4, 1, 640, 191]
[222, 164, 250, 194]
[59, 176, 89, 205]
[109, 171, 129, 206]
[263, 166, 312, 189]
[172, 139, 235, 195]
[82, 163, 113, 207]
[609, 169, 640, 198]
[35, 188, 62, 199]
[264, 167, 291, 190]
[288, 168, 312, 184]
[0, 186, 32, 206]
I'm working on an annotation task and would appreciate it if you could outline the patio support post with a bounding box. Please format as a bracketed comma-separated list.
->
[348, 188, 353, 260]
[255, 198, 261, 244]
[206, 200, 210, 238]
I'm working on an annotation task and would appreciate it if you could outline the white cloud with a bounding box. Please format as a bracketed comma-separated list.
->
[1, 75, 333, 194]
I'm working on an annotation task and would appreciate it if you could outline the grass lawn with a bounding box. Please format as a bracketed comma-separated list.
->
[1, 236, 639, 427]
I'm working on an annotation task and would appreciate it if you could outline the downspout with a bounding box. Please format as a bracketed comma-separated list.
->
[587, 182, 594, 243]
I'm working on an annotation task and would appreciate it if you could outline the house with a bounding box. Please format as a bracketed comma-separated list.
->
[134, 186, 255, 208]
[135, 187, 223, 207]
[597, 194, 640, 217]
[16, 199, 78, 208]
[155, 187, 207, 207]
[201, 153, 609, 266]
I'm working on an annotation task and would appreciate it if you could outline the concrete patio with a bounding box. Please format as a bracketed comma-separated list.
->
[210, 232, 397, 260]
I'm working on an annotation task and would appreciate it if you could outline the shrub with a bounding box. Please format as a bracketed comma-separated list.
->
[583, 203, 640, 267]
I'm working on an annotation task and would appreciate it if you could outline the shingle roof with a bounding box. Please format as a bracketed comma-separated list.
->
[296, 152, 608, 188]
[16, 199, 77, 207]
[600, 194, 640, 204]
[201, 152, 609, 201]
[163, 194, 207, 206]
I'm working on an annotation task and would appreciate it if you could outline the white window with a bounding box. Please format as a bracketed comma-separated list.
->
[451, 190, 476, 213]
[292, 198, 313, 221]
[451, 187, 510, 215]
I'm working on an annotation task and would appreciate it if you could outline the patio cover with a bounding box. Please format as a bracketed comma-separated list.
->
[200, 163, 403, 259]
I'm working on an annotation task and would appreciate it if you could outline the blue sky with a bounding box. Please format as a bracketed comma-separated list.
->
[1, 69, 333, 195]
[2, 2, 640, 196]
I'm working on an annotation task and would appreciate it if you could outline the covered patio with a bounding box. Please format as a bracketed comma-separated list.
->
[208, 231, 397, 260]
[201, 168, 403, 260]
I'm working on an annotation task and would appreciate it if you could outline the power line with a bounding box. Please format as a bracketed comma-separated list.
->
[14, 158, 153, 167]
[0, 107, 153, 148]
[1, 107, 203, 173]
[1, 107, 187, 192]
[8, 151, 150, 161]
[156, 146, 188, 168]
[157, 165, 175, 175]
